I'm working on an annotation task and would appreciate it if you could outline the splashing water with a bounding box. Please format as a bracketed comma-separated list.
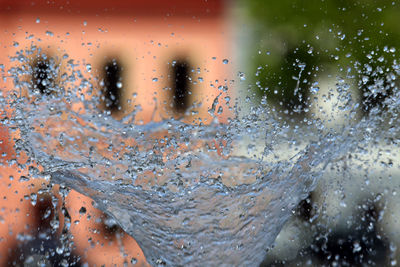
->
[1, 45, 399, 266]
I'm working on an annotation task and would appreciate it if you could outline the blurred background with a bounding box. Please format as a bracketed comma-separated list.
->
[1, 0, 400, 266]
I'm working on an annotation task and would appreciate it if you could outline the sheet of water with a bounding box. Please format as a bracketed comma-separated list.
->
[2, 47, 399, 266]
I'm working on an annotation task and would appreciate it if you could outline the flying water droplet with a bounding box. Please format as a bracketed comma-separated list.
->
[86, 64, 92, 72]
[238, 72, 246, 81]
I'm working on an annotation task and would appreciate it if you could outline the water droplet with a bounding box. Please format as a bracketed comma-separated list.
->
[238, 72, 246, 81]
[18, 176, 29, 182]
[86, 64, 92, 72]
[30, 193, 37, 206]
[310, 86, 319, 94]
[79, 207, 87, 215]
[353, 241, 361, 252]
[56, 246, 64, 254]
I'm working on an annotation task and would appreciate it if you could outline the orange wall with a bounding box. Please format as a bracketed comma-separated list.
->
[0, 0, 234, 265]
[0, 8, 233, 123]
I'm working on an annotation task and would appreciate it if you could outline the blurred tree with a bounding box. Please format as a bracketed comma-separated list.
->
[243, 0, 400, 115]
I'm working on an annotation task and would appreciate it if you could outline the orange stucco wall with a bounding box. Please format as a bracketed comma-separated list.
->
[0, 0, 233, 265]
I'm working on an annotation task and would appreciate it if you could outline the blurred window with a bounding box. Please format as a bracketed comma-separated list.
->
[32, 57, 54, 95]
[361, 80, 392, 114]
[171, 60, 191, 113]
[101, 59, 123, 112]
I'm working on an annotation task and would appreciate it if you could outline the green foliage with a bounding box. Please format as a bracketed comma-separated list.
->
[243, 0, 400, 113]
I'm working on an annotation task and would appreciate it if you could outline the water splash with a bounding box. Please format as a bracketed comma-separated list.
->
[1, 46, 398, 266]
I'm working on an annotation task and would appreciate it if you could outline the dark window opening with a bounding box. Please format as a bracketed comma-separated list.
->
[309, 199, 388, 266]
[295, 193, 315, 222]
[361, 79, 392, 114]
[6, 193, 82, 266]
[254, 44, 321, 116]
[171, 60, 191, 113]
[32, 58, 55, 95]
[274, 46, 316, 113]
[100, 215, 120, 239]
[101, 59, 123, 112]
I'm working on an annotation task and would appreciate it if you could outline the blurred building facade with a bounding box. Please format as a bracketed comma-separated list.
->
[0, 0, 234, 265]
